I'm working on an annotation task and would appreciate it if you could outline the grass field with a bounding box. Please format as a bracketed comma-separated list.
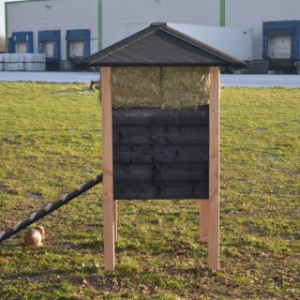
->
[0, 82, 299, 299]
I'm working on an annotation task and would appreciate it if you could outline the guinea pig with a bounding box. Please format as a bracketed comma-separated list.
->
[24, 226, 45, 248]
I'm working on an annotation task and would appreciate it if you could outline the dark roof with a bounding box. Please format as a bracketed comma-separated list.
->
[83, 22, 247, 67]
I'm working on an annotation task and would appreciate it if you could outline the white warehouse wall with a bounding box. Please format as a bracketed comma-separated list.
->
[102, 0, 220, 48]
[6, 0, 300, 66]
[6, 0, 100, 60]
[225, 0, 300, 60]
[103, 0, 300, 61]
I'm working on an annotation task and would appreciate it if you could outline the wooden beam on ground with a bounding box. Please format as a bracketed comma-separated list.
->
[101, 67, 116, 271]
[208, 67, 220, 270]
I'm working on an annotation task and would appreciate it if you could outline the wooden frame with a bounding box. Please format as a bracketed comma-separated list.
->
[101, 67, 116, 271]
[200, 67, 220, 270]
[102, 66, 220, 271]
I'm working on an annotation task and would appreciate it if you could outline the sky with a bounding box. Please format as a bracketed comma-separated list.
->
[0, 0, 23, 37]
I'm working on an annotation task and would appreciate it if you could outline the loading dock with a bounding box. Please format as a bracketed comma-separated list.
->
[8, 32, 33, 53]
[38, 30, 61, 70]
[66, 29, 91, 61]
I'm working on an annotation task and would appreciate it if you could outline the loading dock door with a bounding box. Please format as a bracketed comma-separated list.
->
[268, 36, 292, 59]
[43, 41, 55, 57]
[69, 41, 85, 57]
[9, 32, 33, 53]
[66, 29, 91, 60]
[16, 42, 28, 53]
[38, 30, 61, 70]
[38, 30, 61, 61]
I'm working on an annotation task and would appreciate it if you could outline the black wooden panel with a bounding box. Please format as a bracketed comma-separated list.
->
[112, 108, 209, 200]
[114, 181, 209, 200]
[113, 125, 208, 145]
[113, 144, 209, 164]
[113, 107, 209, 126]
[114, 163, 208, 182]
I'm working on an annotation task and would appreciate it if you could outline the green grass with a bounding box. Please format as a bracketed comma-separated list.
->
[0, 82, 299, 299]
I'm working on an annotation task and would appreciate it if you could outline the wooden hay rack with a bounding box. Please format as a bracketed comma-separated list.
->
[84, 22, 246, 271]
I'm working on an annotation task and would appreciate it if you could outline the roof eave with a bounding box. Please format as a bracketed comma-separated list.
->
[83, 61, 247, 67]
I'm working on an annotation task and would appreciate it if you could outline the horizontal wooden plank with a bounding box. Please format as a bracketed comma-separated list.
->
[113, 107, 209, 126]
[114, 181, 209, 200]
[113, 125, 208, 145]
[113, 163, 208, 182]
[113, 144, 209, 164]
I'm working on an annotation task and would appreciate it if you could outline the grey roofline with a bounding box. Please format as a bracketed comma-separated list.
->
[83, 22, 247, 67]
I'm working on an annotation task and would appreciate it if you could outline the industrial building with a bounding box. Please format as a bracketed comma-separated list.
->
[4, 0, 300, 72]
[5, 0, 101, 70]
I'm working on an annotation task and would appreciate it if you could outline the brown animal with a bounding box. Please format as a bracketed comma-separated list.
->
[24, 226, 45, 248]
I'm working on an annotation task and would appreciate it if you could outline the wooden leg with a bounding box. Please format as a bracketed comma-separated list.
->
[103, 188, 116, 271]
[101, 67, 115, 271]
[200, 200, 209, 243]
[208, 67, 220, 270]
[114, 200, 117, 242]
[208, 194, 220, 270]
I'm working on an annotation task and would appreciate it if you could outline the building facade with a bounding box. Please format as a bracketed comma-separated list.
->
[6, 0, 101, 70]
[224, 0, 300, 60]
[5, 0, 300, 71]
[102, 0, 300, 61]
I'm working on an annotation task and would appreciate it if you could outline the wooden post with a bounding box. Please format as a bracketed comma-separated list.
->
[114, 200, 117, 242]
[101, 67, 116, 271]
[208, 66, 220, 270]
[200, 200, 209, 243]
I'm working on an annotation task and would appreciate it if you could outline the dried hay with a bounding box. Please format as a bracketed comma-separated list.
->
[111, 67, 161, 108]
[109, 66, 210, 110]
[162, 67, 210, 109]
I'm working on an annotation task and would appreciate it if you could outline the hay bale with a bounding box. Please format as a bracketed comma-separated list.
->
[109, 66, 210, 110]
[161, 67, 210, 109]
[111, 67, 162, 108]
